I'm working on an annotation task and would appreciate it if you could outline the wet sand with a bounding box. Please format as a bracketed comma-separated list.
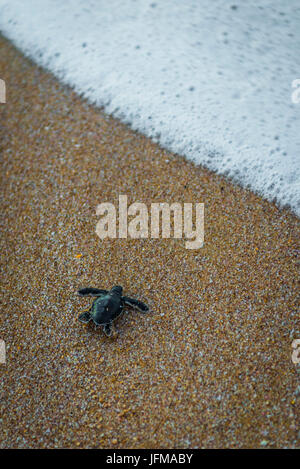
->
[0, 35, 299, 448]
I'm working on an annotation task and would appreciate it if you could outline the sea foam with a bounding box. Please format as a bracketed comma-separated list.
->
[0, 0, 299, 215]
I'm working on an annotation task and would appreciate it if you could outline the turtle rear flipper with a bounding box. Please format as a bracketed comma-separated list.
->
[78, 311, 92, 323]
[103, 323, 113, 337]
[122, 296, 149, 312]
[78, 287, 108, 297]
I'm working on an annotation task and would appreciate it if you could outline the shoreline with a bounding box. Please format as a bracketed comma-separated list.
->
[0, 35, 299, 449]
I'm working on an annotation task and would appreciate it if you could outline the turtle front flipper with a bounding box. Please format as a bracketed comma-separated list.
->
[78, 310, 92, 323]
[78, 287, 108, 297]
[122, 296, 149, 312]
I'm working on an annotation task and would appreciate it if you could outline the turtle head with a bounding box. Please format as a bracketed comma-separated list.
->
[111, 285, 123, 296]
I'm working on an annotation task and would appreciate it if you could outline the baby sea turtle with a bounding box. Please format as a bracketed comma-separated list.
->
[77, 285, 149, 336]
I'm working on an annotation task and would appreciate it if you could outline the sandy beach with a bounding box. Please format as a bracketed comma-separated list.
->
[0, 35, 299, 448]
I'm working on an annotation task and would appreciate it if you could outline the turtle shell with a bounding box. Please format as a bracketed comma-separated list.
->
[90, 294, 123, 325]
